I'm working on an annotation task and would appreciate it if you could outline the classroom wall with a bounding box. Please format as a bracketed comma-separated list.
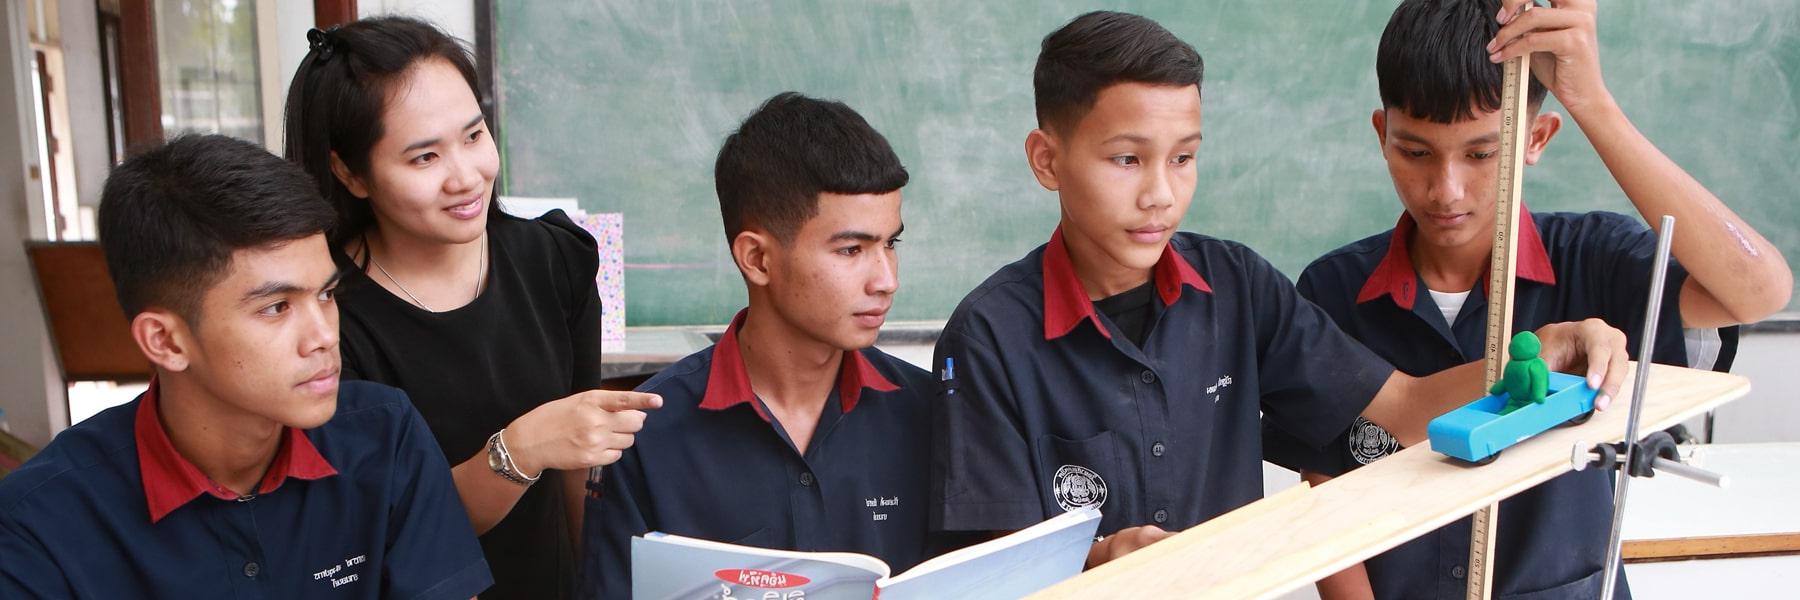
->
[0, 0, 66, 449]
[358, 0, 473, 43]
[57, 0, 104, 208]
[264, 1, 473, 155]
[1709, 330, 1800, 443]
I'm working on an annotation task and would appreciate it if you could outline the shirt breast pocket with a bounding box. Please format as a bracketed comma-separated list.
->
[1037, 431, 1123, 527]
[728, 525, 781, 550]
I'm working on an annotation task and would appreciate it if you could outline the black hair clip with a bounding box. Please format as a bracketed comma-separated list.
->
[307, 26, 341, 63]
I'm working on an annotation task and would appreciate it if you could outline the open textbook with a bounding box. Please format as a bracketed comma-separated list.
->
[631, 506, 1102, 600]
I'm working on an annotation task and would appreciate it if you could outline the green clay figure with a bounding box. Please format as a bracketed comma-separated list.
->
[1490, 331, 1549, 415]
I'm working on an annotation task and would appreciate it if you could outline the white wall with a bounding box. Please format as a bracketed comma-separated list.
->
[1705, 330, 1800, 443]
[263, 0, 474, 153]
[0, 0, 66, 448]
[358, 0, 473, 43]
[57, 0, 104, 209]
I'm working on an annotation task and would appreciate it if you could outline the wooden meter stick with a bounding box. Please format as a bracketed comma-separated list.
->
[1468, 53, 1533, 600]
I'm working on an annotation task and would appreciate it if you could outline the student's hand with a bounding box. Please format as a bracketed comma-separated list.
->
[1489, 0, 1612, 115]
[1532, 319, 1628, 411]
[1085, 525, 1173, 569]
[503, 390, 663, 476]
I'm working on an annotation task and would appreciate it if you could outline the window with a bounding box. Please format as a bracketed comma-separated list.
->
[154, 0, 261, 142]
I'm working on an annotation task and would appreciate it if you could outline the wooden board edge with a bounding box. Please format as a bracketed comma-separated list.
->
[1623, 533, 1800, 562]
[1030, 366, 1749, 598]
[1030, 482, 1317, 599]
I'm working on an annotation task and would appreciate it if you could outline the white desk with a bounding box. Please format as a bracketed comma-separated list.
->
[1621, 443, 1800, 598]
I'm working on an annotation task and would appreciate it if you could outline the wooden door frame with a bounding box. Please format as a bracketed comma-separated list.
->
[314, 0, 356, 28]
[115, 0, 157, 150]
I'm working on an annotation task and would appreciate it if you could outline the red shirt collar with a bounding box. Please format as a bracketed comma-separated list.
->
[1356, 206, 1557, 310]
[1042, 226, 1212, 340]
[135, 379, 338, 523]
[697, 309, 901, 421]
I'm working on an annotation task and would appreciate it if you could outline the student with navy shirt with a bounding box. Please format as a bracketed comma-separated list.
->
[581, 93, 935, 599]
[931, 11, 1637, 570]
[0, 135, 491, 599]
[1267, 1, 1792, 598]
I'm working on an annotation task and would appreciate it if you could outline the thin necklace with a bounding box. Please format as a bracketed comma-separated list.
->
[368, 236, 487, 312]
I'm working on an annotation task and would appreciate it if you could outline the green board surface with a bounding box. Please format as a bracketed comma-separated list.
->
[497, 1, 1800, 326]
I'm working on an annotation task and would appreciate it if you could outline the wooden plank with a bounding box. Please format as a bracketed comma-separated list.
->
[1084, 481, 1317, 575]
[1624, 533, 1800, 562]
[26, 242, 151, 382]
[1032, 363, 1748, 599]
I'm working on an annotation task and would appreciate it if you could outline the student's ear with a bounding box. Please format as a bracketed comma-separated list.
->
[131, 310, 194, 373]
[1523, 111, 1562, 166]
[1371, 109, 1390, 149]
[329, 151, 372, 199]
[731, 229, 775, 288]
[1025, 129, 1061, 192]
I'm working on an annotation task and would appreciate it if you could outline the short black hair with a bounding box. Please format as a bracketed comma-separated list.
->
[713, 92, 909, 243]
[284, 16, 483, 246]
[98, 134, 336, 321]
[1034, 11, 1204, 134]
[1379, 0, 1548, 123]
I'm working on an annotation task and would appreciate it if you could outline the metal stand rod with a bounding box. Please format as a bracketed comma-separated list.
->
[1575, 450, 1729, 488]
[1599, 215, 1677, 600]
[1652, 458, 1730, 488]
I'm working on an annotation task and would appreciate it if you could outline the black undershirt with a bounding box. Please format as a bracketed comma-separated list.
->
[1094, 280, 1161, 347]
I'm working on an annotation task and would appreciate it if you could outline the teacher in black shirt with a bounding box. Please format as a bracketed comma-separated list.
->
[283, 17, 660, 599]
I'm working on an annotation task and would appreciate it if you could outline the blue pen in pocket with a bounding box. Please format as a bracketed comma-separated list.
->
[940, 357, 959, 397]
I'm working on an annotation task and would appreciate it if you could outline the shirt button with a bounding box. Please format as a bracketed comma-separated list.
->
[1139, 370, 1157, 384]
[799, 472, 814, 487]
[1151, 442, 1166, 457]
[243, 562, 260, 578]
[1153, 509, 1169, 524]
[1451, 565, 1466, 579]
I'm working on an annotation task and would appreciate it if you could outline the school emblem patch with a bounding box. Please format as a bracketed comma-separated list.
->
[1053, 464, 1107, 512]
[1348, 416, 1401, 465]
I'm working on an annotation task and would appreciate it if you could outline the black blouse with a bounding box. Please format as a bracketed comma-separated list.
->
[339, 210, 604, 600]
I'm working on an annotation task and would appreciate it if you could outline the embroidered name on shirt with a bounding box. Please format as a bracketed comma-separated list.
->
[1206, 374, 1234, 402]
[312, 554, 367, 590]
[864, 495, 899, 521]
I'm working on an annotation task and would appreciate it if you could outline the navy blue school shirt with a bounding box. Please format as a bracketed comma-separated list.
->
[580, 309, 935, 600]
[1263, 209, 1688, 600]
[931, 227, 1396, 538]
[0, 379, 492, 599]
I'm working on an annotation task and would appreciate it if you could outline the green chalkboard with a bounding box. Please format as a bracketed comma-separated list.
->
[496, 1, 1800, 326]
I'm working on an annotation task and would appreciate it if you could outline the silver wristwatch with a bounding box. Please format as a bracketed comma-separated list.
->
[486, 430, 540, 486]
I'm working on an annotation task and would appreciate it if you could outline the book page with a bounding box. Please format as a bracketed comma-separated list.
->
[632, 533, 890, 600]
[875, 507, 1100, 598]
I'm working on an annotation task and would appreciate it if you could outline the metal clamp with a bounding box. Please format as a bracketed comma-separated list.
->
[1572, 432, 1730, 489]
